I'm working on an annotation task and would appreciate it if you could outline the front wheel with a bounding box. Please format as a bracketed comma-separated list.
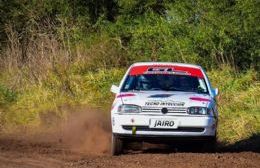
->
[111, 134, 123, 155]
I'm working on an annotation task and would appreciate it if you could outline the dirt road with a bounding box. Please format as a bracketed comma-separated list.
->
[0, 108, 259, 168]
[0, 137, 259, 168]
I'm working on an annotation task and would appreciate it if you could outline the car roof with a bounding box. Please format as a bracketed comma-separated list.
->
[130, 62, 202, 69]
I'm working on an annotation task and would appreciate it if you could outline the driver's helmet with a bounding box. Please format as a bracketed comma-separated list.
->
[139, 75, 151, 90]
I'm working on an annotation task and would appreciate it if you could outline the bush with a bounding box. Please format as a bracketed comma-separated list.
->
[208, 67, 260, 143]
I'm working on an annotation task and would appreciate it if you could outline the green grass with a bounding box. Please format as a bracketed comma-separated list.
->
[0, 66, 259, 144]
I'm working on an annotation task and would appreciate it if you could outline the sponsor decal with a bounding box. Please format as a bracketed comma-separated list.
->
[144, 68, 191, 76]
[129, 65, 204, 78]
[145, 100, 185, 106]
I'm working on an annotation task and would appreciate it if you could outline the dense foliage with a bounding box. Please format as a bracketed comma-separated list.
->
[0, 0, 259, 70]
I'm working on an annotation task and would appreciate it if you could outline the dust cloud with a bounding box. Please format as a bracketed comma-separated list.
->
[1, 107, 111, 155]
[59, 108, 111, 155]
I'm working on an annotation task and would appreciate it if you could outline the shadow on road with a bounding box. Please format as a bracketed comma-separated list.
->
[127, 134, 260, 154]
[220, 134, 260, 153]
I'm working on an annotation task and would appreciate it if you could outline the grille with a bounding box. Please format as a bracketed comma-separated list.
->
[122, 126, 204, 132]
[141, 107, 187, 113]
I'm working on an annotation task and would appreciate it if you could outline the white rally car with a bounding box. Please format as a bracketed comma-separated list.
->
[110, 62, 218, 155]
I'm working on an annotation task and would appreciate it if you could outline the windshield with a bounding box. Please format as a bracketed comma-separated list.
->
[121, 74, 208, 94]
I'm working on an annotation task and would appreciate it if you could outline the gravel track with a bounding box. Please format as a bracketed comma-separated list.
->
[0, 109, 259, 168]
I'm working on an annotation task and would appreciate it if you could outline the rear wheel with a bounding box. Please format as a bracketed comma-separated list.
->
[111, 134, 123, 155]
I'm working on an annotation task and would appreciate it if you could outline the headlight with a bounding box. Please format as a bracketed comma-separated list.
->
[187, 107, 209, 115]
[118, 104, 141, 113]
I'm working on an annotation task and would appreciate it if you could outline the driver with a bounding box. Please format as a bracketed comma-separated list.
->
[138, 75, 152, 90]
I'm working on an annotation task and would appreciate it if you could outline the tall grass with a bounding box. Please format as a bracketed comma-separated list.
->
[208, 67, 259, 143]
[0, 62, 259, 143]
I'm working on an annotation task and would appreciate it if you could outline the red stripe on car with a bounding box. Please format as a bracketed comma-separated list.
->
[189, 97, 211, 102]
[117, 93, 136, 98]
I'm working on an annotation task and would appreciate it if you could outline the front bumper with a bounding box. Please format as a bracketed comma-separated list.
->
[112, 113, 217, 137]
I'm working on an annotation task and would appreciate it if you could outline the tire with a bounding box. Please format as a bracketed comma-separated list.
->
[111, 134, 123, 155]
[127, 141, 143, 151]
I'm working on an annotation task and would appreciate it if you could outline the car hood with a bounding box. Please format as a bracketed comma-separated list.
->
[118, 91, 212, 108]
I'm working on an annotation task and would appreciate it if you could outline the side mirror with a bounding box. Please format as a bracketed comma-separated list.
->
[212, 88, 219, 97]
[111, 85, 119, 94]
